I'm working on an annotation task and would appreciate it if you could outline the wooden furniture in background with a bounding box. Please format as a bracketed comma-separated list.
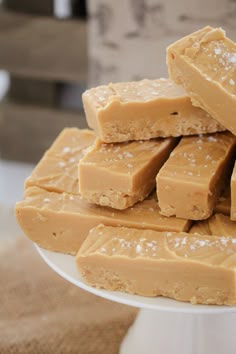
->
[0, 101, 84, 162]
[9, 77, 59, 106]
[3, 0, 54, 16]
[0, 11, 87, 82]
[0, 1, 88, 163]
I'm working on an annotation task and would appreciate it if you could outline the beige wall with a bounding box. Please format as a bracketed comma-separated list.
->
[87, 0, 236, 86]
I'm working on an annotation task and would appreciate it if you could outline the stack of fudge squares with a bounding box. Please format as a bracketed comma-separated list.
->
[16, 26, 236, 305]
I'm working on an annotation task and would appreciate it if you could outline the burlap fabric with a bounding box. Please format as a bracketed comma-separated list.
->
[0, 236, 137, 354]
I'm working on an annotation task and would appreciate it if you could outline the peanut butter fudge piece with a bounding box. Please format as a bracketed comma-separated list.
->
[215, 187, 231, 216]
[231, 162, 236, 220]
[79, 137, 177, 210]
[156, 132, 236, 220]
[189, 213, 236, 236]
[77, 225, 236, 305]
[83, 79, 224, 143]
[15, 187, 190, 255]
[167, 26, 236, 135]
[189, 220, 211, 235]
[25, 128, 95, 194]
[209, 213, 236, 236]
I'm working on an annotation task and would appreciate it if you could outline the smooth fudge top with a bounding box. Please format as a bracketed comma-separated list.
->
[78, 225, 236, 268]
[167, 26, 236, 135]
[47, 128, 95, 159]
[20, 187, 191, 233]
[25, 128, 95, 194]
[189, 213, 236, 236]
[83, 76, 225, 143]
[159, 131, 235, 183]
[79, 137, 175, 175]
[168, 26, 236, 96]
[215, 188, 231, 216]
[83, 78, 191, 107]
[208, 213, 236, 236]
[189, 220, 211, 235]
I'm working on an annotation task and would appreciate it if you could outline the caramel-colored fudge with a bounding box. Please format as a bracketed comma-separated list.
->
[209, 213, 236, 236]
[15, 187, 190, 255]
[189, 212, 236, 236]
[79, 137, 177, 209]
[25, 128, 95, 194]
[156, 132, 236, 220]
[231, 162, 236, 220]
[189, 220, 211, 235]
[167, 26, 236, 135]
[76, 225, 236, 305]
[83, 78, 224, 143]
[215, 188, 231, 216]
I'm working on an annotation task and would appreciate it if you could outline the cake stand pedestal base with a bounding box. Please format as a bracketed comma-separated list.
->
[120, 308, 236, 354]
[35, 246, 236, 354]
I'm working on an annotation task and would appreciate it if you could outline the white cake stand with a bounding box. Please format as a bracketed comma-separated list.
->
[36, 245, 236, 354]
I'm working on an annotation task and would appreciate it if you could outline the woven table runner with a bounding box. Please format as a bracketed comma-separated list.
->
[0, 235, 137, 354]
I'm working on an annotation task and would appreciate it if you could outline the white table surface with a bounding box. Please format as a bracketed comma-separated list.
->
[0, 159, 34, 239]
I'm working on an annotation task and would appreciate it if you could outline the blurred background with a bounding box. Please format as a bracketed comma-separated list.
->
[0, 0, 236, 166]
[0, 0, 235, 216]
[0, 2, 235, 353]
